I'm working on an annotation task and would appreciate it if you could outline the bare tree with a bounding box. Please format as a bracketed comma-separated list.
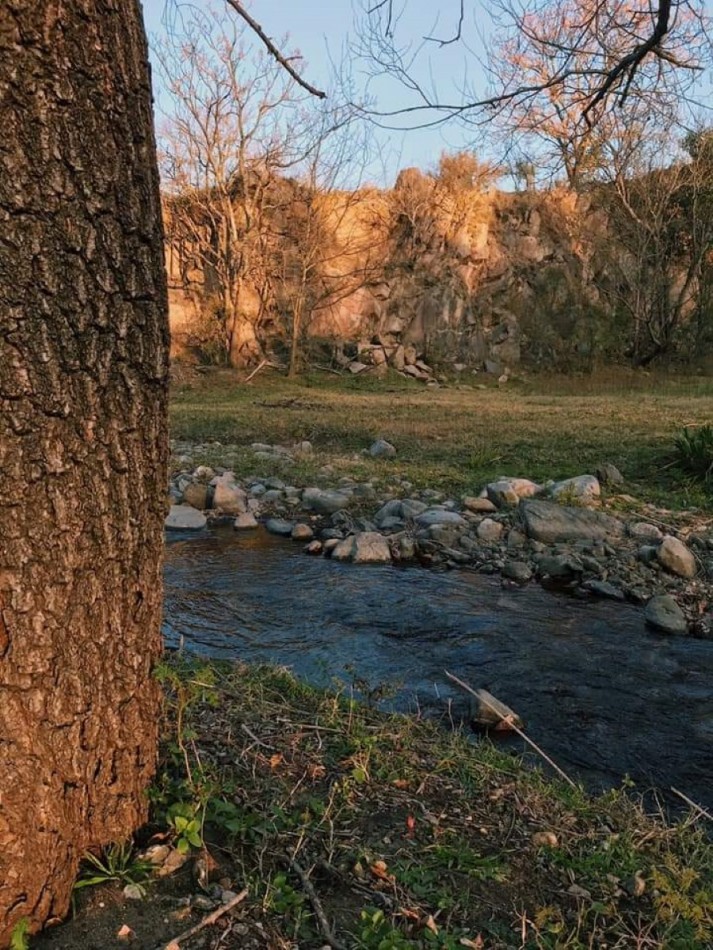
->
[485, 0, 695, 186]
[272, 114, 387, 376]
[156, 6, 312, 366]
[595, 123, 713, 363]
[355, 1, 711, 133]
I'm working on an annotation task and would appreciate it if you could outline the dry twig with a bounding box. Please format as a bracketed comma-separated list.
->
[445, 670, 577, 788]
[163, 888, 248, 949]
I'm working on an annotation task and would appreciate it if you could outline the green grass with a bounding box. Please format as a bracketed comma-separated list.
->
[152, 657, 713, 949]
[170, 367, 713, 508]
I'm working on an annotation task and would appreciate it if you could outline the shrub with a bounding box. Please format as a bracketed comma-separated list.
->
[674, 424, 713, 486]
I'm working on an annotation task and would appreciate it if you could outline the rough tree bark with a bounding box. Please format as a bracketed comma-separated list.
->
[0, 1, 169, 941]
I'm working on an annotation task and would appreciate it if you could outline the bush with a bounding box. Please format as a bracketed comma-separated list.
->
[674, 424, 713, 486]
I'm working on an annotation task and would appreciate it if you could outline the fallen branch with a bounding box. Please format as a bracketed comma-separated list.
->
[671, 786, 713, 822]
[445, 670, 576, 789]
[163, 888, 248, 949]
[288, 858, 346, 950]
[243, 359, 269, 383]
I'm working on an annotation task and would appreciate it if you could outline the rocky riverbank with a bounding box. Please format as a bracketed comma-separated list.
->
[167, 438, 713, 639]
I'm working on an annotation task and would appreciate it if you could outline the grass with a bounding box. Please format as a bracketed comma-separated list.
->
[149, 656, 713, 949]
[169, 367, 713, 509]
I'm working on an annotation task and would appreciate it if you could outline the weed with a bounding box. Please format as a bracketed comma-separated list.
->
[74, 842, 152, 894]
[674, 424, 713, 487]
[10, 919, 30, 950]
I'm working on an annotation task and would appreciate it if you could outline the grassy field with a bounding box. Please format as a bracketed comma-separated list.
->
[170, 368, 713, 508]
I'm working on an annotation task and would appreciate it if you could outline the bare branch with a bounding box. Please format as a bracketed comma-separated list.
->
[223, 0, 326, 98]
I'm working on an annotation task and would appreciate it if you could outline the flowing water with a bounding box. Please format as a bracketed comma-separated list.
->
[164, 527, 713, 810]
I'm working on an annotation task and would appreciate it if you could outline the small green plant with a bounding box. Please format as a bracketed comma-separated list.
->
[10, 919, 30, 950]
[167, 801, 204, 854]
[74, 841, 152, 894]
[674, 424, 713, 486]
[357, 908, 414, 949]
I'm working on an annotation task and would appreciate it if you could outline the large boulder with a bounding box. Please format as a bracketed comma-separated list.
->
[165, 505, 207, 531]
[657, 535, 697, 579]
[645, 595, 688, 635]
[520, 499, 624, 543]
[331, 532, 392, 564]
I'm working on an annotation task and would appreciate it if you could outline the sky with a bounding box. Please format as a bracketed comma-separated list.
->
[140, 0, 713, 186]
[140, 0, 490, 185]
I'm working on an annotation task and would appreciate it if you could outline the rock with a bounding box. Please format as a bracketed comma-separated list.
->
[463, 496, 497, 513]
[291, 523, 314, 541]
[391, 345, 406, 371]
[194, 465, 215, 482]
[302, 488, 351, 515]
[369, 438, 396, 458]
[374, 498, 428, 527]
[502, 561, 532, 584]
[331, 532, 392, 564]
[182, 482, 209, 510]
[403, 364, 426, 380]
[348, 361, 368, 374]
[233, 513, 258, 530]
[394, 535, 417, 560]
[486, 478, 541, 508]
[520, 499, 625, 544]
[550, 474, 601, 505]
[403, 344, 418, 365]
[414, 509, 467, 528]
[165, 505, 207, 531]
[638, 544, 659, 565]
[628, 522, 663, 542]
[469, 689, 523, 730]
[261, 489, 284, 505]
[506, 528, 527, 550]
[477, 518, 504, 543]
[265, 476, 286, 490]
[305, 540, 323, 555]
[213, 476, 247, 515]
[657, 535, 697, 578]
[645, 595, 688, 635]
[583, 579, 625, 601]
[537, 553, 583, 579]
[596, 463, 624, 487]
[294, 440, 313, 456]
[265, 518, 294, 537]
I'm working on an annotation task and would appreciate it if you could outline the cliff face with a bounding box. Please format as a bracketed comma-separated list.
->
[167, 169, 606, 371]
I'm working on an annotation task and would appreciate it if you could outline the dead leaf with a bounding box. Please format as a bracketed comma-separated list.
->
[424, 915, 439, 934]
[459, 935, 484, 948]
[269, 753, 284, 769]
[405, 814, 416, 836]
[117, 924, 134, 939]
[532, 831, 559, 848]
[370, 860, 395, 883]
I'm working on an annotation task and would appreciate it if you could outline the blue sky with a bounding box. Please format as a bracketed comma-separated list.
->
[141, 0, 488, 184]
[140, 0, 713, 185]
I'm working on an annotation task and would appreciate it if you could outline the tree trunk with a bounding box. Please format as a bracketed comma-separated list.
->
[0, 1, 169, 941]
